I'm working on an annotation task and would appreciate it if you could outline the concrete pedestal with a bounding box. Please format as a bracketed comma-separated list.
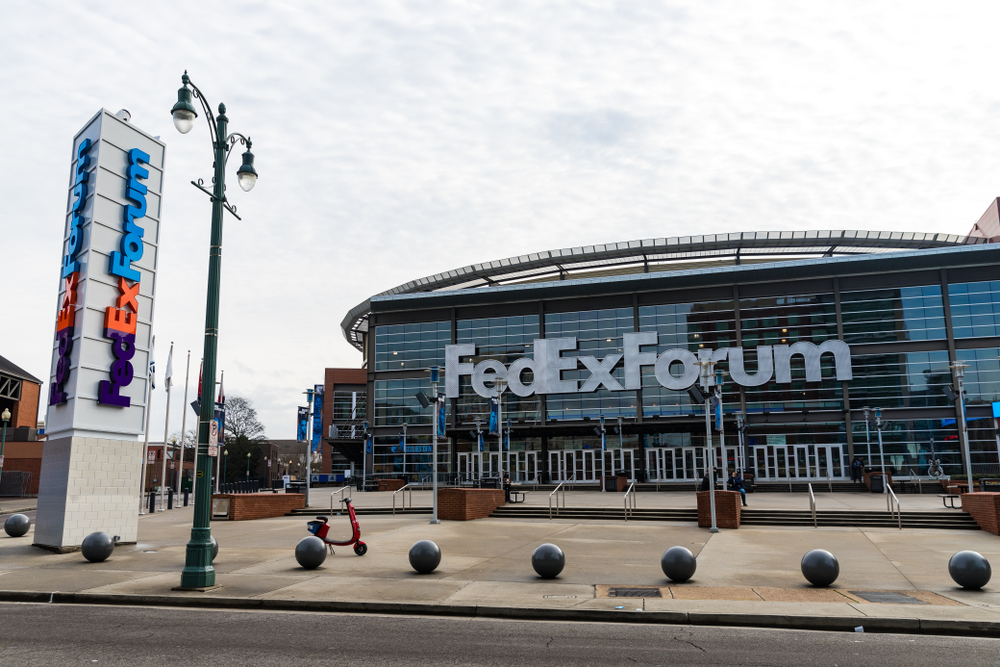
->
[33, 435, 142, 551]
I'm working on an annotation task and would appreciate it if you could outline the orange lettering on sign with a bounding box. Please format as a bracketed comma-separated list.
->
[116, 276, 140, 312]
[104, 306, 137, 335]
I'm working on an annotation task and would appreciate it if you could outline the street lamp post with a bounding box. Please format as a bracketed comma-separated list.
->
[862, 406, 872, 469]
[875, 407, 887, 494]
[0, 408, 10, 511]
[693, 358, 719, 533]
[246, 451, 251, 480]
[951, 362, 975, 493]
[173, 70, 257, 589]
[222, 449, 228, 488]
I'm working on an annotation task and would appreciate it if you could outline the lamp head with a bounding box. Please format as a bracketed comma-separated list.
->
[415, 391, 430, 409]
[1, 408, 10, 422]
[236, 140, 258, 192]
[170, 73, 198, 134]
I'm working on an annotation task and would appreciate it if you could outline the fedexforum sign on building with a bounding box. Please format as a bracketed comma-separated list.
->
[37, 110, 165, 550]
[325, 216, 1000, 487]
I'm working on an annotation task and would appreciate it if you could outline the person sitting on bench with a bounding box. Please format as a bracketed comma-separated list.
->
[728, 471, 747, 506]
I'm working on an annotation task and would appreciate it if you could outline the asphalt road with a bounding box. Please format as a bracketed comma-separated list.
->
[0, 603, 997, 667]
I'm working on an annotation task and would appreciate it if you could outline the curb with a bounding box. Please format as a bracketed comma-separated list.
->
[0, 590, 997, 638]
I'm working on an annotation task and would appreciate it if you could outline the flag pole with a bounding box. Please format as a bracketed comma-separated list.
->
[177, 350, 191, 502]
[159, 342, 174, 511]
[139, 335, 155, 514]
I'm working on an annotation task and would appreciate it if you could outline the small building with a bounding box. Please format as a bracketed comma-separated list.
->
[0, 354, 44, 496]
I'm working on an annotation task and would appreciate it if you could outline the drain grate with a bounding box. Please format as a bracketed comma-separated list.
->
[608, 587, 662, 598]
[850, 591, 928, 605]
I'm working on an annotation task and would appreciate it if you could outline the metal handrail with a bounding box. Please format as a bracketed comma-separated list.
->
[624, 482, 636, 522]
[827, 475, 833, 493]
[329, 486, 352, 512]
[908, 468, 923, 494]
[392, 483, 413, 515]
[887, 486, 902, 530]
[548, 481, 566, 520]
[808, 482, 817, 528]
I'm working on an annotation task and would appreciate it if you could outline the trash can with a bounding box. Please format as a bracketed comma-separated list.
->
[869, 474, 884, 493]
[286, 481, 307, 495]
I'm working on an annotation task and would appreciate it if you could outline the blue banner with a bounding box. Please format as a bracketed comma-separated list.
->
[437, 393, 446, 437]
[478, 432, 484, 452]
[297, 406, 308, 441]
[312, 384, 324, 452]
[504, 421, 510, 451]
[365, 434, 373, 454]
[488, 396, 500, 436]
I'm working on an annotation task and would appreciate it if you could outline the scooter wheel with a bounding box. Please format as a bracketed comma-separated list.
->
[354, 542, 368, 556]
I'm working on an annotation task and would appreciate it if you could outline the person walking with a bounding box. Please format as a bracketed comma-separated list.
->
[503, 471, 512, 503]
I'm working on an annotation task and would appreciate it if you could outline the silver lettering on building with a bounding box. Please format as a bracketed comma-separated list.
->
[444, 335, 853, 398]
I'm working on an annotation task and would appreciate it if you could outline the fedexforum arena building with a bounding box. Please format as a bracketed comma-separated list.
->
[332, 204, 1000, 486]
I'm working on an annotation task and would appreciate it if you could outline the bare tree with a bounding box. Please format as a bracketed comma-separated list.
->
[221, 395, 267, 482]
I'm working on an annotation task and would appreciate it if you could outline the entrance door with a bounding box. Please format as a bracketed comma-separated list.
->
[816, 445, 845, 479]
[458, 452, 481, 481]
[507, 451, 538, 483]
[608, 449, 637, 481]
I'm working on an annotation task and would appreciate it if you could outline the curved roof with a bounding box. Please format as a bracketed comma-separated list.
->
[341, 229, 986, 351]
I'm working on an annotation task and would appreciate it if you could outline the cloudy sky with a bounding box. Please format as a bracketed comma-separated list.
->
[3, 2, 999, 440]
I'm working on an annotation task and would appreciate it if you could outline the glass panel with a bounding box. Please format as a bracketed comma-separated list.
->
[948, 280, 1000, 339]
[841, 285, 946, 343]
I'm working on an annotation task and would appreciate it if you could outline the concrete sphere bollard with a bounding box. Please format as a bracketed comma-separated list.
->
[661, 546, 697, 583]
[210, 536, 219, 562]
[949, 550, 991, 590]
[531, 543, 565, 579]
[801, 549, 840, 587]
[295, 536, 327, 570]
[81, 531, 115, 563]
[408, 540, 442, 574]
[4, 513, 31, 538]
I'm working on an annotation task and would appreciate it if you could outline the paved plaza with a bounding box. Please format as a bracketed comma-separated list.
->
[1, 490, 997, 633]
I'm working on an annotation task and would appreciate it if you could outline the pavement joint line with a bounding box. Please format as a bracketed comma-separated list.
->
[1, 591, 998, 638]
[859, 528, 919, 591]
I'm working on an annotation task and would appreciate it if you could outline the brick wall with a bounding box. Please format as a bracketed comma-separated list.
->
[438, 488, 505, 521]
[376, 479, 406, 492]
[12, 381, 40, 429]
[697, 490, 741, 529]
[212, 493, 305, 521]
[1, 458, 41, 495]
[961, 492, 1000, 535]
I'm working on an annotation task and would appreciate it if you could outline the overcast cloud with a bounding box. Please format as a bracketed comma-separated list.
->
[2, 1, 999, 440]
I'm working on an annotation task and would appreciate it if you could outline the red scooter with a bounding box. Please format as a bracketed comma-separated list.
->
[306, 497, 368, 556]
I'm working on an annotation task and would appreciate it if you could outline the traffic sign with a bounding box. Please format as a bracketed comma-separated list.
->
[207, 445, 219, 458]
[209, 420, 218, 447]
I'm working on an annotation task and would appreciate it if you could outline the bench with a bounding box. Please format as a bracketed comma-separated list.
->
[938, 494, 962, 509]
[509, 491, 529, 503]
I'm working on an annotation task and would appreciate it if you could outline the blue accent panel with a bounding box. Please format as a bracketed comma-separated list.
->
[109, 251, 141, 282]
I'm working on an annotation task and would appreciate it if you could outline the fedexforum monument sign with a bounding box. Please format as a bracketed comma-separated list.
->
[37, 110, 166, 550]
[447, 335, 853, 398]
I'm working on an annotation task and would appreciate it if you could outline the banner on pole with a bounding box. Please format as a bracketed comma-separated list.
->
[312, 384, 324, 453]
[488, 396, 500, 436]
[437, 393, 446, 437]
[297, 407, 308, 442]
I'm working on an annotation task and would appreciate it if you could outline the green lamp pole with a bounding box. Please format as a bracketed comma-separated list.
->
[171, 71, 258, 589]
[0, 408, 10, 511]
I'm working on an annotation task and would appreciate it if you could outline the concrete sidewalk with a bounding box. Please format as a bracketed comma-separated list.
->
[1, 500, 997, 635]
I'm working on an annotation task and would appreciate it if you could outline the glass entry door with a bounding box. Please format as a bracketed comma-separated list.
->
[458, 452, 480, 481]
[550, 450, 600, 483]
[506, 451, 538, 482]
[607, 449, 637, 481]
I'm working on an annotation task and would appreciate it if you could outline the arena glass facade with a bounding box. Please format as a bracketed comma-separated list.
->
[341, 232, 1000, 485]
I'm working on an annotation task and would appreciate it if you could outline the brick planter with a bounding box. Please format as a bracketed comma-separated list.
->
[438, 488, 505, 521]
[211, 493, 304, 521]
[697, 490, 741, 529]
[961, 492, 1000, 535]
[376, 479, 406, 492]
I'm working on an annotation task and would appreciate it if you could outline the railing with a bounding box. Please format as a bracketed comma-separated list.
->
[329, 486, 352, 512]
[808, 482, 817, 528]
[886, 486, 902, 530]
[827, 475, 833, 493]
[392, 483, 413, 515]
[907, 468, 923, 494]
[549, 481, 566, 520]
[624, 482, 636, 522]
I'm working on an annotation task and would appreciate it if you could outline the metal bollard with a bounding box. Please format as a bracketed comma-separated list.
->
[183, 491, 190, 507]
[167, 490, 174, 510]
[148, 491, 156, 514]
